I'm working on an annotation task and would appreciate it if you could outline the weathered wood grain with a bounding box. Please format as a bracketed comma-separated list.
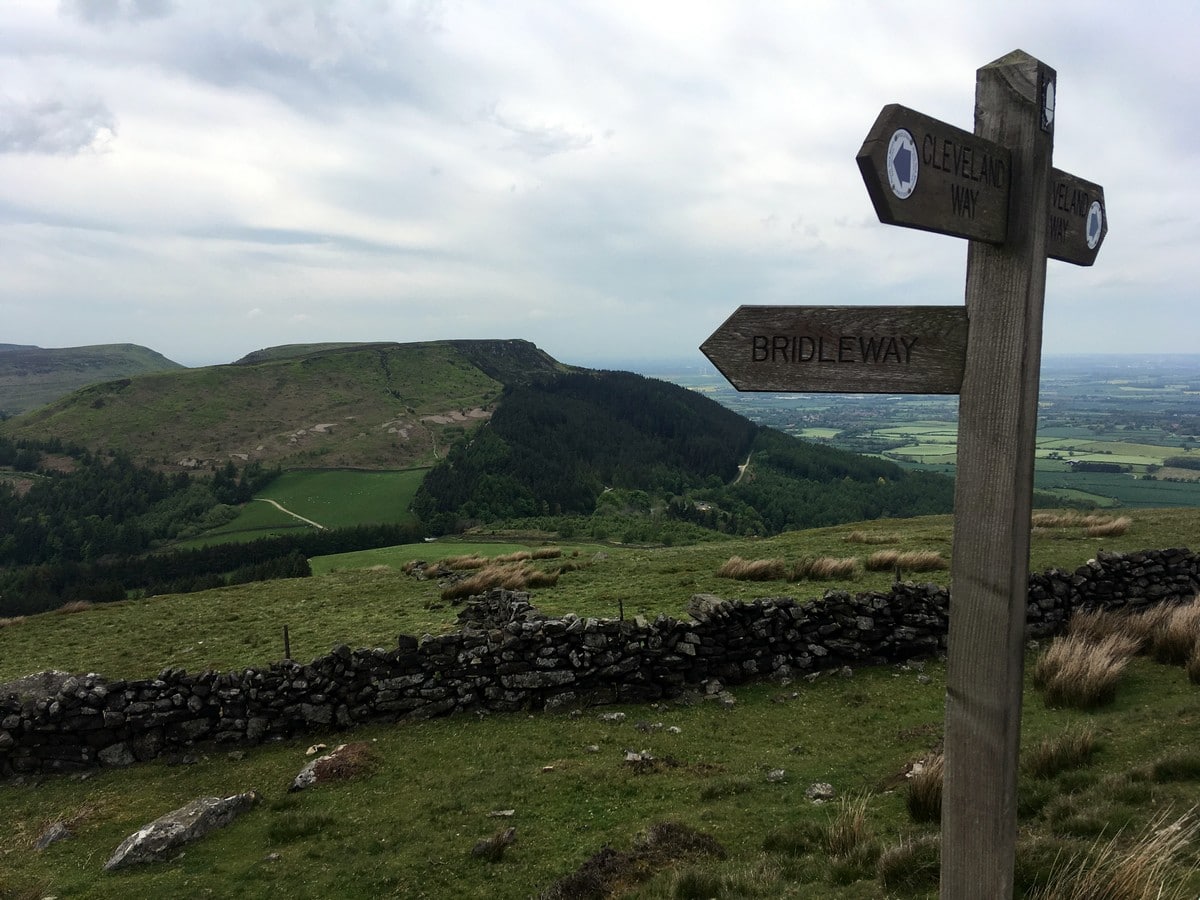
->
[940, 50, 1056, 900]
[700, 305, 968, 393]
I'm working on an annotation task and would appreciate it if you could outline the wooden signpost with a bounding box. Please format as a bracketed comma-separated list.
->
[700, 306, 968, 394]
[700, 50, 1106, 899]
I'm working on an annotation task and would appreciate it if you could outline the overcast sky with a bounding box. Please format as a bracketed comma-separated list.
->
[2, 1, 1196, 369]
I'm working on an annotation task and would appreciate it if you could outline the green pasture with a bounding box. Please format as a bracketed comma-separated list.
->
[795, 427, 841, 439]
[185, 469, 428, 545]
[260, 469, 426, 528]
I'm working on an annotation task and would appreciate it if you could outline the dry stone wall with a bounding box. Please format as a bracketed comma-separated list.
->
[2, 547, 1196, 778]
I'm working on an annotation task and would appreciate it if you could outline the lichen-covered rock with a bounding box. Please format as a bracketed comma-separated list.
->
[103, 791, 259, 870]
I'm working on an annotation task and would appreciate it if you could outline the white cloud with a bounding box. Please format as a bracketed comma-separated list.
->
[1, 1, 1198, 366]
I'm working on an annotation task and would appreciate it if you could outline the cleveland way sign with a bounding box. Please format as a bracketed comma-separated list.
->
[700, 50, 1107, 900]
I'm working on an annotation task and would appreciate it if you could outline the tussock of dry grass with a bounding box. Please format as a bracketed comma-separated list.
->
[0, 616, 26, 628]
[825, 794, 873, 858]
[1034, 632, 1138, 709]
[1086, 516, 1132, 538]
[1032, 512, 1131, 530]
[437, 554, 490, 570]
[791, 556, 860, 581]
[493, 551, 533, 564]
[1068, 608, 1141, 646]
[1025, 725, 1100, 779]
[1024, 806, 1199, 900]
[843, 530, 901, 545]
[864, 550, 947, 573]
[716, 556, 787, 581]
[1149, 597, 1200, 665]
[440, 563, 560, 601]
[905, 753, 943, 823]
[717, 555, 861, 582]
[530, 547, 562, 560]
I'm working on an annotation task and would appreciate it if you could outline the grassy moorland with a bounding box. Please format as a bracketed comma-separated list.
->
[0, 343, 512, 471]
[2, 508, 1200, 899]
[0, 343, 183, 417]
[2, 508, 1198, 683]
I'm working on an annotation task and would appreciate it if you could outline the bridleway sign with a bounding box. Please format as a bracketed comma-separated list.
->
[699, 50, 1107, 900]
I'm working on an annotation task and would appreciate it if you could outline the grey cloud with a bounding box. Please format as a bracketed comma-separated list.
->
[0, 94, 116, 155]
[165, 3, 449, 113]
[488, 107, 593, 159]
[60, 0, 173, 25]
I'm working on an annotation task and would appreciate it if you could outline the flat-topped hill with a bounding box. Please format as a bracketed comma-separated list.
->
[0, 340, 571, 471]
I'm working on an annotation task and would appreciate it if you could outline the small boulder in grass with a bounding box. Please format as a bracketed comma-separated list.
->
[806, 782, 836, 803]
[289, 742, 376, 792]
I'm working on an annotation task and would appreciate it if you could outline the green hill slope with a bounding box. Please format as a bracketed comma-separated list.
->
[414, 369, 955, 534]
[0, 340, 568, 471]
[0, 343, 184, 416]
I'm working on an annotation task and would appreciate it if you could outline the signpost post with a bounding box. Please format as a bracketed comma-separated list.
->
[700, 50, 1106, 899]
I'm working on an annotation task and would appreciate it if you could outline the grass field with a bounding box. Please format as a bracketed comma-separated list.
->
[185, 469, 428, 545]
[2, 509, 1200, 898]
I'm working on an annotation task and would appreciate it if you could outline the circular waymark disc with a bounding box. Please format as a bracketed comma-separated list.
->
[1086, 200, 1104, 250]
[886, 128, 918, 199]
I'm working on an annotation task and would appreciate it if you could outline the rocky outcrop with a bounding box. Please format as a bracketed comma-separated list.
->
[2, 547, 1196, 779]
[103, 791, 260, 870]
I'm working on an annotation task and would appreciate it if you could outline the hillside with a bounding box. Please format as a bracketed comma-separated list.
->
[414, 369, 955, 533]
[3, 510, 1200, 898]
[0, 340, 569, 471]
[0, 343, 184, 416]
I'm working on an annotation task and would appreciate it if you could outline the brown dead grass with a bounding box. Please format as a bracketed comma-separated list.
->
[1024, 806, 1199, 900]
[1032, 512, 1131, 530]
[905, 754, 943, 823]
[864, 550, 948, 573]
[1033, 632, 1138, 709]
[792, 556, 860, 581]
[1086, 516, 1132, 538]
[437, 554, 489, 570]
[440, 563, 561, 601]
[716, 556, 787, 581]
[310, 741, 377, 784]
[1149, 597, 1200, 664]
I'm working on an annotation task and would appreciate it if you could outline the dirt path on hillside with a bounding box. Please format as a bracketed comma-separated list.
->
[256, 498, 326, 530]
[734, 452, 752, 484]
